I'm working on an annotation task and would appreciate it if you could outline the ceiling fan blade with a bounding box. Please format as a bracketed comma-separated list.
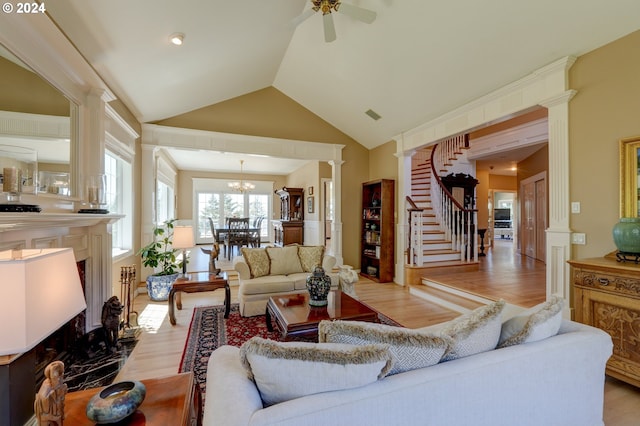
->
[323, 13, 337, 42]
[337, 2, 377, 24]
[291, 8, 316, 28]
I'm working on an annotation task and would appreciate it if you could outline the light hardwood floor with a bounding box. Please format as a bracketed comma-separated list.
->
[116, 242, 640, 425]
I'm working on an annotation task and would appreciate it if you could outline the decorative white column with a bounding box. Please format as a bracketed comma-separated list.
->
[540, 90, 576, 317]
[329, 159, 344, 266]
[393, 139, 414, 285]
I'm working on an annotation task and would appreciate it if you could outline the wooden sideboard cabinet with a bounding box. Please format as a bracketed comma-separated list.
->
[569, 256, 640, 387]
[273, 187, 304, 246]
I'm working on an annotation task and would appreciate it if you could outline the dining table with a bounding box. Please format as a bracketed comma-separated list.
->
[214, 227, 261, 247]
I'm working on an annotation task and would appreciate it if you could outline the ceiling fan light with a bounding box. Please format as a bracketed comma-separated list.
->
[169, 33, 185, 46]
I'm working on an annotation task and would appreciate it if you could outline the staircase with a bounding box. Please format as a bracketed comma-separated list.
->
[404, 140, 480, 286]
[410, 152, 461, 264]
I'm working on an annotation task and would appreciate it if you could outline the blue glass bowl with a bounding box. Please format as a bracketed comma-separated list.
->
[86, 380, 146, 424]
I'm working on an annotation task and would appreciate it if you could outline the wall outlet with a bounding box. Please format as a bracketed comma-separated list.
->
[571, 233, 586, 245]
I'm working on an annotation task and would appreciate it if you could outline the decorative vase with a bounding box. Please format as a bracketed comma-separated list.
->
[306, 265, 332, 307]
[86, 380, 146, 424]
[146, 273, 179, 301]
[613, 218, 640, 254]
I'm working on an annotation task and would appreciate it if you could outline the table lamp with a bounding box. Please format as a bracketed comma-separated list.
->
[0, 248, 86, 426]
[173, 225, 194, 276]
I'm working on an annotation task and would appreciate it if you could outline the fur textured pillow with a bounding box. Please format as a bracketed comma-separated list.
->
[298, 245, 325, 272]
[239, 336, 393, 406]
[241, 248, 270, 278]
[319, 320, 453, 375]
[498, 296, 564, 348]
[440, 299, 506, 361]
[266, 246, 303, 275]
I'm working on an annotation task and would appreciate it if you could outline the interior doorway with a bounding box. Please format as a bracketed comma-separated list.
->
[520, 171, 547, 262]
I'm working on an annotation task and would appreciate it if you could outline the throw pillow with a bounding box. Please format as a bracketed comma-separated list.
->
[239, 336, 393, 406]
[241, 248, 270, 278]
[266, 246, 303, 275]
[298, 245, 325, 272]
[318, 320, 453, 375]
[497, 296, 565, 348]
[440, 299, 506, 361]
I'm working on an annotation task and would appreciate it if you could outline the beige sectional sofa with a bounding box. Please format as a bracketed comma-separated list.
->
[234, 245, 339, 317]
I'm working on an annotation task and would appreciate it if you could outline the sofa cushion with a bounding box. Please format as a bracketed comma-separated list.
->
[298, 245, 325, 272]
[498, 296, 564, 348]
[318, 320, 452, 375]
[241, 247, 270, 278]
[440, 299, 505, 361]
[239, 275, 296, 295]
[266, 246, 304, 275]
[239, 336, 393, 406]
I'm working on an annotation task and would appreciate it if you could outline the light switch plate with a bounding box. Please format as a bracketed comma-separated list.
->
[571, 202, 581, 214]
[572, 233, 586, 245]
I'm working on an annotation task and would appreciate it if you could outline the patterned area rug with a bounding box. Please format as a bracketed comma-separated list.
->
[179, 303, 400, 403]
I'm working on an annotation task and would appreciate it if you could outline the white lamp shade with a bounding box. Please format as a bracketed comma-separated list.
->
[0, 248, 86, 356]
[173, 225, 194, 249]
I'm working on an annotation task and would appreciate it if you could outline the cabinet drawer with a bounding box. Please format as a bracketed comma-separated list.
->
[573, 268, 640, 298]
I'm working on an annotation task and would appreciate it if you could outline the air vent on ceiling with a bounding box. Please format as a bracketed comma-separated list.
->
[365, 109, 382, 121]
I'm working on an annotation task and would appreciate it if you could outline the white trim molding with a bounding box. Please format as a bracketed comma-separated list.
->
[141, 124, 346, 265]
[394, 56, 577, 315]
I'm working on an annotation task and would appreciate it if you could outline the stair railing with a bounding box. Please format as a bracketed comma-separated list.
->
[429, 136, 478, 262]
[405, 196, 424, 265]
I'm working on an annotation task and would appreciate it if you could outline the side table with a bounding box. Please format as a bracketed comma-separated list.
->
[169, 271, 230, 325]
[64, 372, 202, 425]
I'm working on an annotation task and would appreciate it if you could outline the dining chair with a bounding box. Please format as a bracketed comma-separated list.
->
[249, 216, 264, 247]
[225, 217, 250, 260]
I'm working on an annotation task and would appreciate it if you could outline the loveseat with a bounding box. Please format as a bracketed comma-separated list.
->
[234, 245, 339, 317]
[204, 298, 613, 426]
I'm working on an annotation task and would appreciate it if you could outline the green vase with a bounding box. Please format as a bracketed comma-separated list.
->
[613, 218, 640, 254]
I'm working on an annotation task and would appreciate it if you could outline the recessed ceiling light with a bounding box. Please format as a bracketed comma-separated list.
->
[169, 33, 185, 46]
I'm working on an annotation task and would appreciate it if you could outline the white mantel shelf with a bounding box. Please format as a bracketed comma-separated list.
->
[0, 212, 123, 233]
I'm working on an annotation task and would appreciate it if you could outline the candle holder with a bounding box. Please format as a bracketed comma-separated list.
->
[78, 174, 109, 214]
[0, 145, 41, 212]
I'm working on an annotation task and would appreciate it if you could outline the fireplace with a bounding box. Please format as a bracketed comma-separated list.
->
[0, 212, 121, 425]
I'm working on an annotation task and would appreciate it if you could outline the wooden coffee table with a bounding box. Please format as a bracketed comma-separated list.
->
[265, 290, 379, 341]
[169, 271, 230, 325]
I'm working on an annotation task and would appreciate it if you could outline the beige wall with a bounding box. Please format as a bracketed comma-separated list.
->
[569, 29, 640, 259]
[0, 56, 69, 115]
[155, 87, 369, 266]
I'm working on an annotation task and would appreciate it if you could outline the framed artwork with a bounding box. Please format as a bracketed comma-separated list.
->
[308, 186, 314, 195]
[307, 196, 314, 213]
[620, 136, 640, 217]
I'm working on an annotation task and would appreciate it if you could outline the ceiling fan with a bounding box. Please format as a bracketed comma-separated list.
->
[293, 0, 377, 43]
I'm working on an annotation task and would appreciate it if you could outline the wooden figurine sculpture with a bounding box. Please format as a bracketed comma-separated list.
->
[200, 241, 221, 275]
[34, 360, 67, 426]
[101, 296, 123, 352]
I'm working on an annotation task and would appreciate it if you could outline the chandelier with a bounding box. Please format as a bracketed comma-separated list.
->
[228, 160, 255, 193]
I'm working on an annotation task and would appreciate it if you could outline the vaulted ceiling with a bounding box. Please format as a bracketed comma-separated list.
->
[46, 0, 640, 153]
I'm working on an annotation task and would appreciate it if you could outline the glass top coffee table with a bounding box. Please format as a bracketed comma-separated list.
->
[265, 290, 379, 341]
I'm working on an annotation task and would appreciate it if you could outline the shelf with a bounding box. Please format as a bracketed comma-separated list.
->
[360, 179, 394, 283]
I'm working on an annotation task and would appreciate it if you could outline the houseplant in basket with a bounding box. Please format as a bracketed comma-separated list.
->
[137, 219, 184, 301]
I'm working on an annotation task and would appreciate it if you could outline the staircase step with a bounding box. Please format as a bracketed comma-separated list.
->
[412, 279, 525, 319]
[409, 284, 486, 314]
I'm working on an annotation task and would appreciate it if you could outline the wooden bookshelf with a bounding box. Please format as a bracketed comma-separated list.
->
[360, 179, 394, 282]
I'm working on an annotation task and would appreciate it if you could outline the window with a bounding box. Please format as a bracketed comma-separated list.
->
[157, 180, 174, 224]
[193, 178, 273, 244]
[105, 149, 133, 258]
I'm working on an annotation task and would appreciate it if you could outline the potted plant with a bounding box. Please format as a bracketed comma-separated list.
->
[137, 219, 184, 301]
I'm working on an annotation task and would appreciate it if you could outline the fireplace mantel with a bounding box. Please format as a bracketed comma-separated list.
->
[0, 212, 122, 233]
[0, 212, 124, 333]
